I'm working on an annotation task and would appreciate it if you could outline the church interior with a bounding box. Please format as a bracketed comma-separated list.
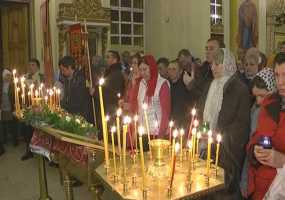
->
[1, 0, 285, 200]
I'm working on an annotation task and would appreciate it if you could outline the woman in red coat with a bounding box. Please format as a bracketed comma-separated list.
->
[247, 52, 285, 200]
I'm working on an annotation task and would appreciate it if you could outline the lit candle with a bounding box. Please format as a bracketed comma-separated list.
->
[138, 126, 146, 189]
[13, 78, 19, 111]
[44, 96, 48, 105]
[49, 90, 54, 108]
[30, 84, 34, 106]
[142, 103, 152, 159]
[28, 92, 31, 107]
[20, 77, 25, 106]
[196, 132, 201, 158]
[35, 90, 39, 106]
[39, 83, 44, 98]
[169, 120, 174, 142]
[187, 140, 192, 178]
[170, 143, 180, 189]
[16, 87, 20, 110]
[122, 116, 131, 182]
[207, 130, 213, 176]
[187, 108, 196, 140]
[170, 129, 178, 176]
[111, 126, 117, 176]
[98, 78, 109, 168]
[193, 119, 199, 128]
[215, 134, 222, 169]
[105, 115, 110, 148]
[134, 115, 139, 151]
[180, 128, 185, 163]
[117, 93, 121, 99]
[57, 89, 61, 108]
[116, 108, 122, 167]
[53, 87, 56, 107]
[191, 128, 197, 158]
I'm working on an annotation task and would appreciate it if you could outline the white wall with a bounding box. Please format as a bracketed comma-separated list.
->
[145, 0, 210, 60]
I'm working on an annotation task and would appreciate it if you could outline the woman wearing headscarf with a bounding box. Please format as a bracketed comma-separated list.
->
[198, 48, 251, 199]
[247, 52, 285, 200]
[240, 68, 277, 198]
[137, 55, 170, 144]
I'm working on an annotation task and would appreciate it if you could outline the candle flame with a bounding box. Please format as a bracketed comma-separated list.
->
[142, 103, 148, 110]
[133, 115, 138, 121]
[217, 134, 222, 143]
[111, 126, 116, 133]
[173, 129, 178, 138]
[20, 77, 25, 82]
[180, 128, 185, 136]
[138, 126, 145, 136]
[57, 89, 61, 94]
[14, 78, 19, 83]
[40, 83, 44, 88]
[175, 143, 180, 153]
[169, 120, 174, 128]
[191, 128, 197, 135]
[197, 132, 202, 139]
[123, 116, 131, 124]
[105, 115, 110, 122]
[208, 130, 213, 137]
[117, 93, 121, 98]
[28, 91, 31, 95]
[209, 137, 213, 144]
[193, 119, 199, 127]
[187, 140, 192, 149]
[12, 69, 16, 75]
[30, 84, 34, 89]
[16, 87, 20, 91]
[99, 78, 105, 86]
[191, 108, 196, 116]
[44, 96, 48, 100]
[116, 108, 122, 116]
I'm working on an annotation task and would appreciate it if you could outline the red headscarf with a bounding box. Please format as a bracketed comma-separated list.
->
[142, 55, 158, 98]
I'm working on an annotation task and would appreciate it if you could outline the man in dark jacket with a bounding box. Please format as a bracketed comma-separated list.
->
[59, 56, 93, 123]
[91, 50, 125, 140]
[168, 60, 194, 128]
[183, 38, 224, 103]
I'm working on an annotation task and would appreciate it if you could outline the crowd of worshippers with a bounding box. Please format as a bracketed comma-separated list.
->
[1, 37, 285, 200]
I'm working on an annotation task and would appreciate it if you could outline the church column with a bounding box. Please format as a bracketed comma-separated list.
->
[230, 0, 239, 52]
[97, 28, 103, 56]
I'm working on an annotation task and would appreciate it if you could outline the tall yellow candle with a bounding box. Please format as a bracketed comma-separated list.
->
[57, 89, 61, 108]
[111, 126, 117, 176]
[122, 116, 131, 182]
[16, 87, 20, 110]
[215, 134, 222, 169]
[39, 83, 44, 98]
[105, 115, 110, 150]
[98, 78, 109, 168]
[170, 129, 178, 176]
[179, 129, 185, 163]
[191, 128, 197, 158]
[207, 130, 213, 176]
[134, 115, 138, 151]
[138, 126, 146, 189]
[28, 92, 31, 107]
[30, 84, 34, 106]
[13, 78, 19, 112]
[169, 120, 174, 142]
[142, 103, 152, 158]
[187, 140, 192, 178]
[116, 108, 122, 167]
[196, 132, 201, 157]
[20, 77, 25, 106]
[44, 96, 48, 105]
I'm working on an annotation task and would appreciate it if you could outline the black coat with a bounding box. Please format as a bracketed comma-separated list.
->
[61, 70, 93, 123]
[198, 73, 251, 199]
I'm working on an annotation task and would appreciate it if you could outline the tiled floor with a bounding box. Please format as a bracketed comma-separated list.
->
[0, 143, 93, 200]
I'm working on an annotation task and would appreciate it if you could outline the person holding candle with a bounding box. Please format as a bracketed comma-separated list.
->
[0, 68, 17, 156]
[198, 48, 250, 199]
[246, 53, 285, 200]
[136, 55, 171, 145]
[239, 68, 277, 198]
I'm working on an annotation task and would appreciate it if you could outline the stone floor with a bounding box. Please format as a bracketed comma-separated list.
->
[0, 143, 93, 200]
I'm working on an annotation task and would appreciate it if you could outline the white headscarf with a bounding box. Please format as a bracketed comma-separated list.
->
[203, 49, 237, 130]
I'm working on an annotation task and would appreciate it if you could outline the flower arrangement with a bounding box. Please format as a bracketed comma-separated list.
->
[22, 105, 97, 137]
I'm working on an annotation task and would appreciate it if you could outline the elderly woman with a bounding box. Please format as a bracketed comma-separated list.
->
[247, 52, 285, 200]
[198, 48, 250, 199]
[137, 55, 170, 142]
